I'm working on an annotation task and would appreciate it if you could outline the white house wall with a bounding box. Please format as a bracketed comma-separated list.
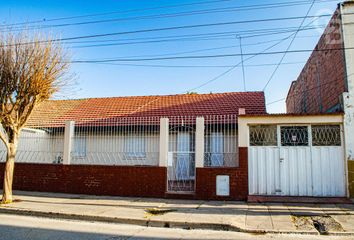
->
[0, 140, 5, 162]
[0, 129, 62, 164]
[18, 130, 64, 164]
[238, 114, 344, 147]
[341, 2, 354, 162]
[71, 132, 160, 166]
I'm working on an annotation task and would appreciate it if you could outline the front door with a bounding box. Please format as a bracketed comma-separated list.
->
[167, 124, 196, 193]
[176, 132, 191, 180]
[210, 132, 224, 166]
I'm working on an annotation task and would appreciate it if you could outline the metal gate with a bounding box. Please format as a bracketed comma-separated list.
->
[167, 117, 196, 192]
[248, 125, 346, 197]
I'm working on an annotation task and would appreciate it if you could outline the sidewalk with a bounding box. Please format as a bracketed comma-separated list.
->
[0, 191, 354, 235]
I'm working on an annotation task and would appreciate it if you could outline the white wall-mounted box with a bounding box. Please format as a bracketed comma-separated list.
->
[216, 175, 230, 196]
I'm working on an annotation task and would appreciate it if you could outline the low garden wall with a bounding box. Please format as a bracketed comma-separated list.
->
[0, 148, 249, 200]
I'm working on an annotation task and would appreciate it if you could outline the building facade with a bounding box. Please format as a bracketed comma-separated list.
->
[286, 1, 354, 197]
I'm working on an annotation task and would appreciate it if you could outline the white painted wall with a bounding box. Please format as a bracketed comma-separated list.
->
[71, 132, 160, 166]
[341, 2, 354, 162]
[0, 128, 64, 164]
[0, 139, 6, 162]
[0, 121, 238, 167]
[238, 114, 344, 147]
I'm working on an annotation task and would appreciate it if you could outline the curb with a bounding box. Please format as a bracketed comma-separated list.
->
[0, 207, 353, 236]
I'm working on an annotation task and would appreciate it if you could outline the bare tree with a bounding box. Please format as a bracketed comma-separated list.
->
[0, 32, 69, 203]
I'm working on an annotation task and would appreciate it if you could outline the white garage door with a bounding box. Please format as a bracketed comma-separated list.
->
[248, 125, 346, 197]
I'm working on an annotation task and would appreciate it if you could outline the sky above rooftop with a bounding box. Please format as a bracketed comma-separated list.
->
[0, 0, 339, 113]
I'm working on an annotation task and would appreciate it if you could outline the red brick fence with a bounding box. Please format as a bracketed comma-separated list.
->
[0, 148, 248, 201]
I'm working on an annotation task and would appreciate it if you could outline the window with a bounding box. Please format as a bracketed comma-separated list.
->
[312, 125, 341, 146]
[72, 137, 86, 158]
[249, 125, 277, 146]
[281, 126, 308, 146]
[124, 135, 146, 159]
[206, 132, 224, 167]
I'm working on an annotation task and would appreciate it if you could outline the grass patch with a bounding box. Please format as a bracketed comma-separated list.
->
[144, 208, 176, 216]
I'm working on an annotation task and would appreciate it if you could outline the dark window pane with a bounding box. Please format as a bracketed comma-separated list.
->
[312, 125, 341, 146]
[249, 125, 277, 146]
[281, 126, 308, 146]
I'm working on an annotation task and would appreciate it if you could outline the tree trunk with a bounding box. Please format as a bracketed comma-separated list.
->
[2, 142, 17, 204]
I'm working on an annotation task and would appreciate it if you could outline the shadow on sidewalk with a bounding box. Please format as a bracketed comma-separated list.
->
[9, 190, 354, 217]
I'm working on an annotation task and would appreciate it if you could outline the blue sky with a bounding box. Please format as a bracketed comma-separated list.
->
[0, 0, 339, 112]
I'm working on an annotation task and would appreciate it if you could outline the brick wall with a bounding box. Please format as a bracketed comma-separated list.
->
[286, 8, 347, 113]
[0, 164, 167, 198]
[0, 149, 249, 200]
[195, 147, 248, 201]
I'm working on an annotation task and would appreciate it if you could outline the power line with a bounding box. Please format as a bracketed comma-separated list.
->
[2, 0, 337, 32]
[183, 34, 297, 93]
[70, 47, 354, 63]
[86, 35, 324, 60]
[262, 0, 316, 91]
[65, 26, 320, 44]
[0, 0, 235, 27]
[266, 73, 354, 106]
[4, 13, 345, 47]
[182, 16, 323, 92]
[85, 61, 305, 68]
[68, 26, 323, 49]
[70, 31, 324, 61]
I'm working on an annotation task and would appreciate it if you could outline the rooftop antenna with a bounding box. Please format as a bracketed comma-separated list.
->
[236, 35, 246, 92]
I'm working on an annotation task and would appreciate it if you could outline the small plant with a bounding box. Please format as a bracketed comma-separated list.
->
[144, 208, 176, 216]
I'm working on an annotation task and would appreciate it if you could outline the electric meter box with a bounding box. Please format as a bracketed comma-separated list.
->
[216, 175, 230, 196]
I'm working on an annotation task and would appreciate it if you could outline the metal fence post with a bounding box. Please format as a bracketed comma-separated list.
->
[63, 121, 75, 165]
[195, 117, 205, 168]
[159, 118, 169, 167]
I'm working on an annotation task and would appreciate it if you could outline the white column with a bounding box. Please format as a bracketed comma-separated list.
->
[195, 117, 205, 168]
[343, 93, 354, 161]
[341, 2, 354, 197]
[159, 118, 169, 167]
[341, 2, 354, 162]
[63, 121, 75, 165]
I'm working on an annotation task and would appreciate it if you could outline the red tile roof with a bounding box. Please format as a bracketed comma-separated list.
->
[27, 92, 266, 127]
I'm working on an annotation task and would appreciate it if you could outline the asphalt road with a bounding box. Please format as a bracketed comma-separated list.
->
[0, 213, 352, 240]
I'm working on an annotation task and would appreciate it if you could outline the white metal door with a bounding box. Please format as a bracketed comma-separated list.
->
[249, 146, 346, 197]
[249, 147, 280, 195]
[311, 146, 346, 196]
[279, 147, 313, 196]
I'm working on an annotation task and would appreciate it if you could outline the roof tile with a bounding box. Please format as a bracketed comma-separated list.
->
[27, 92, 266, 126]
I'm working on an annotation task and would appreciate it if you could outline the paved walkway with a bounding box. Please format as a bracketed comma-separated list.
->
[0, 191, 354, 235]
[1, 214, 353, 240]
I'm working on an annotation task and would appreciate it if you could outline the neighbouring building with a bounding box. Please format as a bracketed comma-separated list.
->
[286, 1, 354, 197]
[0, 92, 265, 200]
[0, 90, 350, 201]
